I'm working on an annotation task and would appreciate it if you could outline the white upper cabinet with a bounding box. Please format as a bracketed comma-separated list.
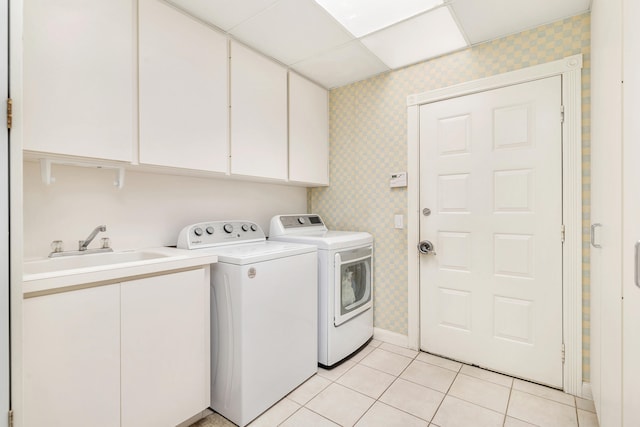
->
[23, 0, 135, 162]
[139, 0, 229, 173]
[230, 41, 288, 181]
[288, 73, 329, 186]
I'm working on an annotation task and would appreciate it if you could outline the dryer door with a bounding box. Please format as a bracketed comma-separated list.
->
[334, 246, 373, 326]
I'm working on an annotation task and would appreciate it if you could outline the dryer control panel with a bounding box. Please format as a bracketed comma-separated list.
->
[270, 214, 328, 236]
[177, 221, 265, 249]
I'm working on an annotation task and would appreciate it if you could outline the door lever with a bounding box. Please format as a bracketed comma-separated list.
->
[418, 240, 436, 255]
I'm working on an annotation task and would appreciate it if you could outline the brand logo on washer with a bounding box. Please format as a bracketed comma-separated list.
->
[248, 268, 256, 278]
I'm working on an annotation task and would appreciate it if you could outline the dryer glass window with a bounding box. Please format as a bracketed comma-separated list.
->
[340, 261, 370, 313]
[335, 246, 373, 326]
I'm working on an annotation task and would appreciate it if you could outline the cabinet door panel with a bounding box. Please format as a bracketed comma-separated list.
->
[139, 0, 229, 172]
[289, 73, 329, 185]
[23, 0, 134, 161]
[230, 41, 288, 180]
[23, 286, 121, 427]
[121, 269, 210, 427]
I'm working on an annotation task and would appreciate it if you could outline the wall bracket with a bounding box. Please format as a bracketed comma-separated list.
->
[39, 158, 126, 189]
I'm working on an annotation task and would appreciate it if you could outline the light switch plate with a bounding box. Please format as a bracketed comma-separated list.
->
[394, 214, 404, 229]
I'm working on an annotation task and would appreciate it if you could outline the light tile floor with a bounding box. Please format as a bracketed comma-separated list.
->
[191, 340, 599, 427]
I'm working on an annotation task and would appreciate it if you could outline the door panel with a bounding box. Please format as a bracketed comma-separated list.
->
[419, 76, 563, 387]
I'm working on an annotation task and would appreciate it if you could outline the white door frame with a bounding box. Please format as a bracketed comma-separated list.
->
[1, 0, 9, 425]
[407, 54, 584, 396]
[9, 0, 25, 425]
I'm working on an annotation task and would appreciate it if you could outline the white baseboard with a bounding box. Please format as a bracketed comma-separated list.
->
[581, 382, 593, 400]
[373, 328, 409, 348]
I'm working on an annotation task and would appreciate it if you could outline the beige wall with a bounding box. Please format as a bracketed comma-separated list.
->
[23, 162, 307, 259]
[310, 13, 591, 379]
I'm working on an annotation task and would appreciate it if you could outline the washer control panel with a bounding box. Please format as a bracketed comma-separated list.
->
[177, 221, 265, 249]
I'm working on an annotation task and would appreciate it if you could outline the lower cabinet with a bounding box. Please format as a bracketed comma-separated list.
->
[23, 268, 210, 427]
[121, 269, 210, 427]
[23, 284, 121, 427]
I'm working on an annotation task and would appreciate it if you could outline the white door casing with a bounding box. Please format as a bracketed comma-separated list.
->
[407, 55, 583, 395]
[418, 76, 563, 387]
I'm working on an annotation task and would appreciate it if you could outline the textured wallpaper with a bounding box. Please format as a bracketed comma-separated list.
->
[309, 13, 591, 379]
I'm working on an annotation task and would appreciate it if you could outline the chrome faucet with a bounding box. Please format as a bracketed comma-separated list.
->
[48, 224, 113, 258]
[79, 225, 107, 251]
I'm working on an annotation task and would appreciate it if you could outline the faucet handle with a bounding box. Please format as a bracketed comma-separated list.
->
[50, 240, 64, 253]
[101, 237, 111, 249]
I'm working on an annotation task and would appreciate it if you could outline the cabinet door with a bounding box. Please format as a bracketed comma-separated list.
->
[139, 0, 229, 173]
[623, 0, 640, 425]
[289, 73, 329, 185]
[23, 286, 121, 427]
[121, 269, 210, 427]
[23, 0, 134, 161]
[230, 41, 288, 180]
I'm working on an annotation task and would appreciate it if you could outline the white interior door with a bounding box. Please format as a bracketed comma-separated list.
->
[419, 76, 564, 388]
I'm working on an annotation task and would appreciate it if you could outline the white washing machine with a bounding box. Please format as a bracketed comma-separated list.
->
[269, 214, 373, 368]
[177, 220, 318, 427]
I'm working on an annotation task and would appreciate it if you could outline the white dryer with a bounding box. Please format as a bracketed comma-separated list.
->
[269, 214, 373, 368]
[177, 221, 317, 427]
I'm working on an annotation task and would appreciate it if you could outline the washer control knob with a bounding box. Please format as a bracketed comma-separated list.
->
[250, 224, 258, 232]
[298, 217, 306, 225]
[206, 226, 214, 235]
[223, 223, 234, 234]
[241, 224, 249, 232]
[193, 227, 203, 237]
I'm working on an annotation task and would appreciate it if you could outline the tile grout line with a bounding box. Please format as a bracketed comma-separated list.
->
[428, 363, 464, 425]
[309, 345, 432, 426]
[501, 379, 515, 427]
[361, 348, 433, 425]
[354, 348, 513, 424]
[575, 396, 580, 427]
[348, 346, 420, 426]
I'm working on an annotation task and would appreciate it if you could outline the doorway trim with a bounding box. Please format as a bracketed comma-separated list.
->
[406, 54, 584, 396]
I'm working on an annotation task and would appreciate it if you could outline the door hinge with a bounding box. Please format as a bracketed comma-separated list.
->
[561, 224, 566, 243]
[560, 105, 565, 123]
[8, 410, 13, 427]
[6, 98, 12, 130]
[561, 343, 566, 364]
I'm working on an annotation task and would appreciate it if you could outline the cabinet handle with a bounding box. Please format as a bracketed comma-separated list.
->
[635, 241, 640, 289]
[591, 223, 602, 248]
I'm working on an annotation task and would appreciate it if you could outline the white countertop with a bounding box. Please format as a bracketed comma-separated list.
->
[23, 247, 218, 295]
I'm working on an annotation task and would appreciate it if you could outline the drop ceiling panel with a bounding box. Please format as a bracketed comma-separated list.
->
[451, 0, 591, 44]
[166, 0, 279, 31]
[314, 0, 443, 37]
[229, 0, 354, 65]
[163, 0, 591, 89]
[291, 40, 389, 89]
[361, 7, 468, 69]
